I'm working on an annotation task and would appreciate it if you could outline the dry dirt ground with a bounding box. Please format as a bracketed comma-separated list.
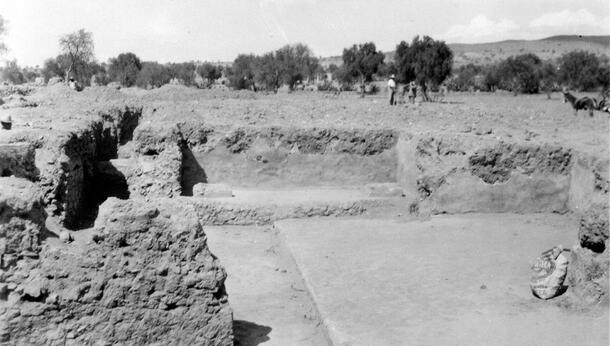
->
[1, 85, 608, 345]
[3, 85, 608, 157]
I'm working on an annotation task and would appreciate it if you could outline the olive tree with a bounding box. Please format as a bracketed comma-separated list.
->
[59, 29, 95, 84]
[395, 36, 453, 101]
[341, 42, 384, 96]
[108, 52, 142, 87]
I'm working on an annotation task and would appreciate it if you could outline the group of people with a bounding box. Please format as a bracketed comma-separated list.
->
[387, 75, 417, 106]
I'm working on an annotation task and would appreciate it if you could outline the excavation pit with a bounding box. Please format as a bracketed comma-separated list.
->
[0, 88, 607, 345]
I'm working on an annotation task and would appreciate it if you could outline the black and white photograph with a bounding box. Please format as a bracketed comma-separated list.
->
[0, 1, 608, 345]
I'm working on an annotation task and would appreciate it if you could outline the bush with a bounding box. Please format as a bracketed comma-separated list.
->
[447, 63, 482, 91]
[0, 60, 25, 84]
[136, 62, 171, 89]
[497, 54, 542, 94]
[559, 50, 602, 91]
[42, 58, 64, 82]
[196, 62, 223, 88]
[108, 52, 142, 87]
[167, 62, 196, 86]
[228, 43, 319, 91]
[227, 54, 256, 90]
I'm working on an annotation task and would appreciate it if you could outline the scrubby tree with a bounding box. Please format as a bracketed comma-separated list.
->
[482, 65, 500, 92]
[136, 61, 171, 89]
[395, 36, 453, 100]
[341, 42, 384, 96]
[448, 63, 482, 91]
[327, 63, 340, 76]
[108, 52, 142, 87]
[254, 52, 281, 91]
[377, 61, 397, 79]
[41, 57, 63, 82]
[228, 54, 257, 90]
[598, 57, 610, 95]
[0, 60, 25, 84]
[167, 62, 196, 86]
[197, 62, 223, 87]
[539, 61, 558, 99]
[23, 67, 40, 83]
[334, 64, 354, 89]
[275, 43, 319, 89]
[558, 50, 601, 91]
[90, 62, 110, 86]
[59, 29, 95, 84]
[497, 54, 542, 94]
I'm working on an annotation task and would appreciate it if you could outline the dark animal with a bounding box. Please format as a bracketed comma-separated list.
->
[595, 90, 610, 113]
[562, 90, 596, 117]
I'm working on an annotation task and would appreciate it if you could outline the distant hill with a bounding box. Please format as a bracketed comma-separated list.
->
[320, 35, 610, 68]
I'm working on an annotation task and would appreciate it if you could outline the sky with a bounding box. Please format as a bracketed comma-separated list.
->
[0, 0, 609, 67]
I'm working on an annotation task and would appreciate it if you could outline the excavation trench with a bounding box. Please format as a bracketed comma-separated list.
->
[61, 119, 606, 230]
[1, 112, 607, 345]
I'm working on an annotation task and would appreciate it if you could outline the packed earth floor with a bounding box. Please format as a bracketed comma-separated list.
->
[0, 84, 608, 345]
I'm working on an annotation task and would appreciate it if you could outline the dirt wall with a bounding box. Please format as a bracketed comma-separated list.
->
[397, 133, 573, 214]
[180, 125, 398, 189]
[1, 197, 233, 345]
[30, 106, 142, 228]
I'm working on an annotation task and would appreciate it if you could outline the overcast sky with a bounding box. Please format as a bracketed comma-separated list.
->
[0, 0, 609, 66]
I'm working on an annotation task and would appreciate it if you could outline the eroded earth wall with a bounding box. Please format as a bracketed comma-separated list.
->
[179, 124, 399, 189]
[396, 131, 609, 306]
[1, 196, 233, 345]
[397, 133, 573, 213]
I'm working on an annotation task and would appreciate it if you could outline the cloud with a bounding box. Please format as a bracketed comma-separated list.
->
[445, 15, 520, 43]
[529, 9, 610, 34]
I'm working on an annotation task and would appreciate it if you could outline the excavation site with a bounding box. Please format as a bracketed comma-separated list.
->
[1, 85, 608, 345]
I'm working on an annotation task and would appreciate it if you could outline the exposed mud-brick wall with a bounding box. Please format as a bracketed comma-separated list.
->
[1, 198, 233, 345]
[565, 154, 609, 306]
[397, 133, 572, 214]
[0, 177, 46, 271]
[35, 106, 142, 228]
[1, 177, 47, 342]
[179, 124, 399, 188]
[468, 143, 571, 184]
[396, 132, 608, 306]
[121, 123, 184, 198]
[0, 144, 38, 180]
[188, 197, 369, 225]
[214, 127, 398, 155]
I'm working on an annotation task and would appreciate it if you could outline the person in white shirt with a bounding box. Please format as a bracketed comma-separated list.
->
[388, 75, 397, 105]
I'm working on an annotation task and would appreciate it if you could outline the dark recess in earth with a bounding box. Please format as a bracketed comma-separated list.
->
[233, 320, 272, 346]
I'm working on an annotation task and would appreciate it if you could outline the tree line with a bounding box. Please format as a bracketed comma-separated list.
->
[1, 26, 608, 97]
[446, 51, 610, 95]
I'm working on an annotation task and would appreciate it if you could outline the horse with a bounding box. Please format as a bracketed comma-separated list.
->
[594, 89, 610, 113]
[562, 90, 596, 117]
[596, 97, 610, 113]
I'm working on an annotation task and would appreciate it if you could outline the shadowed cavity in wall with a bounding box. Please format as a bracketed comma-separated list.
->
[62, 107, 141, 229]
[180, 144, 208, 196]
[233, 320, 272, 346]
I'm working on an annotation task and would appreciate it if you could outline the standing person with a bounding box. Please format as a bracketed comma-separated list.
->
[408, 81, 417, 104]
[388, 75, 397, 105]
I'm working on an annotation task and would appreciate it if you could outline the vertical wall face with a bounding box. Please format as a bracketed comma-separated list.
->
[568, 154, 609, 213]
[33, 107, 142, 229]
[395, 131, 609, 306]
[180, 126, 399, 188]
[396, 132, 573, 214]
[1, 198, 233, 345]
